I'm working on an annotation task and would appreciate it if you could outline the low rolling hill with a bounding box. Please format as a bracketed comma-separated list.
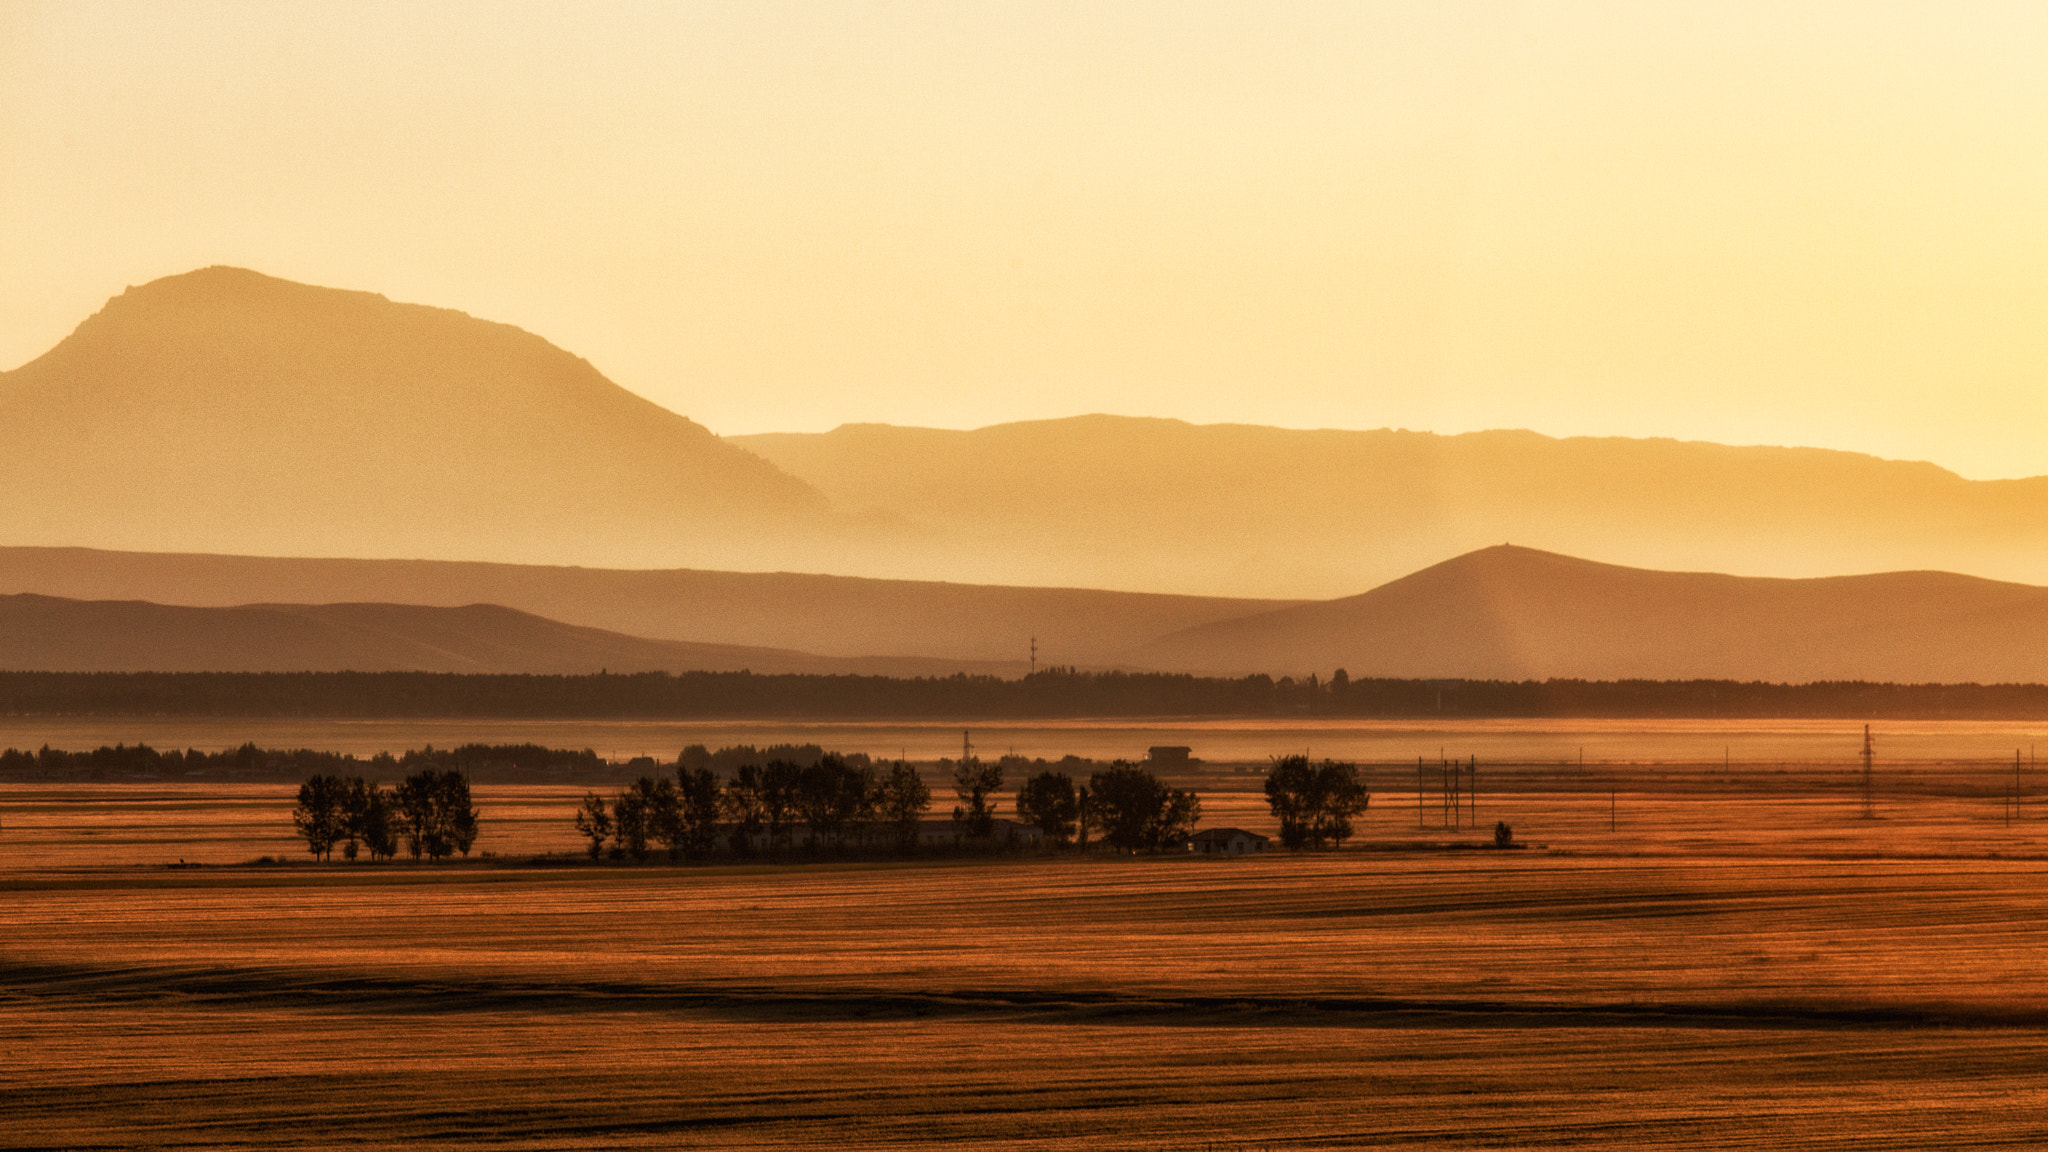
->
[0, 545, 1292, 667]
[1132, 545, 2048, 683]
[0, 594, 1025, 677]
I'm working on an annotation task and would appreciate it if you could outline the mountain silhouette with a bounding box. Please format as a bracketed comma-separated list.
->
[736, 415, 2048, 599]
[0, 545, 1293, 666]
[0, 267, 835, 569]
[0, 593, 1027, 676]
[1131, 544, 2048, 682]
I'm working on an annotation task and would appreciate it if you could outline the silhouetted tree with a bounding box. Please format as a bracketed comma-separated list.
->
[393, 768, 479, 862]
[876, 760, 931, 852]
[338, 776, 371, 861]
[1014, 770, 1080, 847]
[796, 754, 875, 851]
[611, 781, 652, 862]
[360, 784, 398, 861]
[760, 759, 803, 854]
[723, 764, 766, 855]
[1263, 756, 1370, 849]
[1087, 763, 1201, 853]
[574, 792, 612, 859]
[640, 776, 684, 861]
[953, 754, 1004, 839]
[676, 766, 724, 859]
[293, 774, 347, 861]
[1494, 820, 1513, 847]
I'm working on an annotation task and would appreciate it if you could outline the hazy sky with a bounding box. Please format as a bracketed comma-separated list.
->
[6, 2, 2048, 478]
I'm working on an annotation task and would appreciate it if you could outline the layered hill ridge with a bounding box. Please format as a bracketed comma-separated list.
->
[0, 267, 837, 570]
[14, 544, 2048, 684]
[0, 545, 1294, 667]
[0, 593, 1027, 677]
[737, 416, 2048, 599]
[1135, 544, 2048, 683]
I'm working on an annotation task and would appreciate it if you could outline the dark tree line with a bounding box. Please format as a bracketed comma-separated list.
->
[0, 741, 606, 783]
[579, 753, 932, 861]
[575, 748, 1205, 862]
[293, 766, 478, 862]
[13, 669, 2048, 721]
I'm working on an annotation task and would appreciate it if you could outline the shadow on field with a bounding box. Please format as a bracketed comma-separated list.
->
[4, 958, 2037, 1032]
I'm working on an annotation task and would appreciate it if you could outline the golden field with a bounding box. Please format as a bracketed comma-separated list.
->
[7, 752, 2048, 1147]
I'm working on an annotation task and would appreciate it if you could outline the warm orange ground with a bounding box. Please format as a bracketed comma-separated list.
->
[7, 771, 2048, 1147]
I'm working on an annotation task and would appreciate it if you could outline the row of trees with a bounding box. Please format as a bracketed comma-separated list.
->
[578, 755, 932, 861]
[293, 768, 479, 862]
[577, 751, 1209, 861]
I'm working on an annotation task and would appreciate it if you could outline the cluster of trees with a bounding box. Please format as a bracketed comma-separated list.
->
[962, 761, 1203, 855]
[578, 754, 932, 861]
[15, 669, 2048, 721]
[291, 767, 479, 862]
[574, 746, 1208, 862]
[1262, 756, 1370, 849]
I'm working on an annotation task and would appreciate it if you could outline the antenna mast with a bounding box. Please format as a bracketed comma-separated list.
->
[1861, 724, 1875, 819]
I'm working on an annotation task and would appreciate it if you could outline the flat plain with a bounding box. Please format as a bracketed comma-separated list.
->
[8, 739, 2048, 1148]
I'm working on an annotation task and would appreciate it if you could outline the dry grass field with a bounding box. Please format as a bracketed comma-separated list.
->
[9, 748, 2048, 1148]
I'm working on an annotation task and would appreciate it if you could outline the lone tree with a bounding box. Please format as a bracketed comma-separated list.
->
[1014, 770, 1081, 847]
[1263, 756, 1370, 849]
[875, 760, 932, 852]
[1087, 762, 1201, 854]
[953, 754, 1004, 839]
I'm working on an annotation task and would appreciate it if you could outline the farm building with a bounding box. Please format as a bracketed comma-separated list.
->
[1189, 827, 1268, 855]
[916, 817, 1045, 848]
[1147, 746, 1194, 768]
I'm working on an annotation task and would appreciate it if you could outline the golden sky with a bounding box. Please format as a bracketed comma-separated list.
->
[5, 2, 2048, 478]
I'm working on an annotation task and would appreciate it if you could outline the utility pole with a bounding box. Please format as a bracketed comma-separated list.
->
[1469, 755, 1477, 826]
[1029, 635, 1037, 675]
[1417, 756, 1425, 829]
[2017, 749, 2024, 823]
[1861, 724, 1876, 820]
[963, 730, 973, 766]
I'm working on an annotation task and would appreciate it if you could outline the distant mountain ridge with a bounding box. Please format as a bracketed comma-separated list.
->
[736, 416, 2048, 599]
[1134, 545, 2048, 683]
